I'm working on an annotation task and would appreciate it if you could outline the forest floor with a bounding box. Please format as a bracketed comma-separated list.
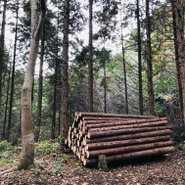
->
[0, 141, 185, 185]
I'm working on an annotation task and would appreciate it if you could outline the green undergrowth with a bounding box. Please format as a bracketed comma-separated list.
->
[0, 139, 66, 168]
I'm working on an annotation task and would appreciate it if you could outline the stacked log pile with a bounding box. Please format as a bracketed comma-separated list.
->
[65, 112, 174, 166]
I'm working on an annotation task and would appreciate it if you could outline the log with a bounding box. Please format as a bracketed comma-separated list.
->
[82, 119, 134, 125]
[86, 140, 173, 158]
[74, 128, 79, 134]
[79, 112, 158, 119]
[85, 118, 167, 128]
[83, 117, 132, 121]
[88, 120, 168, 132]
[84, 129, 171, 145]
[87, 126, 171, 139]
[83, 146, 174, 166]
[85, 135, 171, 151]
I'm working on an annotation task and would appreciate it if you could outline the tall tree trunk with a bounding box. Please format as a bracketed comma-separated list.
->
[52, 58, 57, 139]
[137, 0, 143, 115]
[18, 0, 46, 170]
[7, 0, 19, 141]
[35, 30, 44, 142]
[172, 0, 183, 116]
[88, 0, 93, 112]
[146, 0, 155, 116]
[0, 0, 7, 120]
[61, 0, 69, 141]
[3, 61, 12, 139]
[104, 61, 106, 113]
[120, 0, 128, 114]
[174, 0, 185, 122]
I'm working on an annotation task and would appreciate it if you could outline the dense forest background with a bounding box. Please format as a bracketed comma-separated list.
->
[0, 0, 184, 142]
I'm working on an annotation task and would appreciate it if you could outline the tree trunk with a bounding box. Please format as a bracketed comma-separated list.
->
[7, 0, 19, 141]
[85, 135, 171, 151]
[86, 140, 173, 158]
[18, 0, 46, 170]
[88, 120, 168, 132]
[174, 0, 185, 121]
[52, 58, 57, 139]
[104, 61, 106, 113]
[0, 0, 7, 118]
[84, 129, 171, 145]
[87, 125, 171, 139]
[61, 0, 69, 141]
[137, 0, 143, 115]
[146, 0, 156, 116]
[120, 0, 128, 114]
[83, 147, 174, 166]
[3, 61, 12, 139]
[35, 29, 44, 142]
[88, 0, 93, 112]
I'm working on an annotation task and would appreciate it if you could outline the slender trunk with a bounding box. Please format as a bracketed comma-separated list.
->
[137, 0, 143, 115]
[52, 58, 57, 139]
[88, 0, 93, 112]
[104, 61, 106, 113]
[3, 61, 12, 139]
[120, 0, 128, 114]
[35, 30, 44, 142]
[58, 109, 61, 136]
[0, 0, 7, 119]
[61, 0, 69, 140]
[172, 0, 183, 116]
[146, 0, 155, 116]
[18, 0, 46, 170]
[7, 0, 19, 140]
[174, 0, 185, 122]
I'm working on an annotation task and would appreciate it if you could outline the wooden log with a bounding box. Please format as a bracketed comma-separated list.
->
[79, 130, 87, 137]
[64, 139, 68, 145]
[83, 117, 132, 121]
[88, 120, 168, 132]
[85, 118, 167, 128]
[85, 135, 171, 151]
[82, 119, 133, 125]
[74, 128, 79, 134]
[79, 112, 158, 119]
[87, 125, 171, 139]
[86, 140, 173, 158]
[84, 129, 171, 145]
[83, 146, 174, 166]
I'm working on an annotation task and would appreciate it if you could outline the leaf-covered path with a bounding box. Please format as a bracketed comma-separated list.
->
[0, 147, 185, 185]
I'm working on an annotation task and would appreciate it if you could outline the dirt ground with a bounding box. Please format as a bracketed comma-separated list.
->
[0, 146, 185, 185]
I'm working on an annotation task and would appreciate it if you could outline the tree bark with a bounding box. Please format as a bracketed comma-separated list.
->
[7, 0, 19, 141]
[85, 118, 167, 128]
[120, 0, 128, 114]
[88, 0, 93, 112]
[61, 0, 69, 140]
[78, 112, 158, 119]
[172, 1, 183, 115]
[83, 147, 174, 165]
[0, 0, 7, 118]
[51, 58, 57, 139]
[85, 135, 171, 151]
[104, 61, 106, 113]
[137, 0, 143, 115]
[87, 125, 171, 139]
[88, 120, 168, 132]
[3, 60, 12, 139]
[146, 0, 156, 116]
[174, 0, 185, 121]
[86, 140, 173, 158]
[18, 0, 46, 170]
[84, 129, 171, 145]
[35, 29, 44, 142]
